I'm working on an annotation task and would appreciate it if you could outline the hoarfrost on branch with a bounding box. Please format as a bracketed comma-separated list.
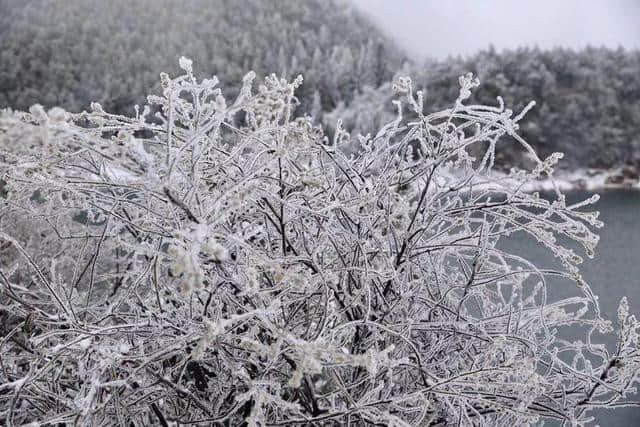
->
[0, 60, 638, 426]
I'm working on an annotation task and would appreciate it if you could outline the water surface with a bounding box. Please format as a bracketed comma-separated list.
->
[500, 189, 640, 425]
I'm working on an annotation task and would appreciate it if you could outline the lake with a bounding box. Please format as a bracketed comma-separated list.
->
[499, 189, 640, 425]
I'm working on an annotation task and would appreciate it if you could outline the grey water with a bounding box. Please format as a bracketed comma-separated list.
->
[499, 189, 640, 426]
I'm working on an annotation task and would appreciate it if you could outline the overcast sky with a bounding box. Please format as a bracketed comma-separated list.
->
[351, 0, 640, 59]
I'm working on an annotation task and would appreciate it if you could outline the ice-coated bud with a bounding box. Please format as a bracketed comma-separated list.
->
[29, 104, 47, 123]
[202, 238, 228, 262]
[48, 107, 68, 123]
[179, 56, 193, 74]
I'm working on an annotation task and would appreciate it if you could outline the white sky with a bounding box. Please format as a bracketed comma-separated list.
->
[351, 0, 640, 59]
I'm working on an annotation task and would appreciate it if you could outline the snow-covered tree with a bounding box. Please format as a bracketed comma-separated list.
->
[330, 45, 640, 172]
[1, 61, 639, 426]
[0, 0, 403, 117]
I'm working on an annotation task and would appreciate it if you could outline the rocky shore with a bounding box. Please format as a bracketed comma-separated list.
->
[522, 166, 640, 193]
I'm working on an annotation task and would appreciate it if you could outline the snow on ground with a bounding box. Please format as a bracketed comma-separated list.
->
[521, 168, 640, 193]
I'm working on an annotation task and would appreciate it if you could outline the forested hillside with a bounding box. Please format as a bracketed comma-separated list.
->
[1, 1, 639, 171]
[0, 0, 404, 116]
[422, 46, 640, 171]
[339, 46, 640, 171]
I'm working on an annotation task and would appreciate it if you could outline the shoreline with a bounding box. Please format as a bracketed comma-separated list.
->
[520, 168, 640, 193]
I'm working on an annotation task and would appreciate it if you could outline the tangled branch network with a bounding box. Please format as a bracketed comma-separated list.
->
[1, 58, 639, 426]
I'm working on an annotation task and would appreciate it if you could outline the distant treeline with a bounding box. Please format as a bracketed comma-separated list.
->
[339, 46, 640, 170]
[1, 1, 639, 170]
[424, 46, 640, 170]
[0, 0, 404, 116]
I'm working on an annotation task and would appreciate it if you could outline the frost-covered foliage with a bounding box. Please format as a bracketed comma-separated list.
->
[1, 62, 639, 426]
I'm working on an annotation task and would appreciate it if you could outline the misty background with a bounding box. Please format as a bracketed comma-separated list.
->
[352, 0, 640, 59]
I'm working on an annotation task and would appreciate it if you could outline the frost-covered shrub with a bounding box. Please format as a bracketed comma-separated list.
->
[1, 61, 639, 426]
